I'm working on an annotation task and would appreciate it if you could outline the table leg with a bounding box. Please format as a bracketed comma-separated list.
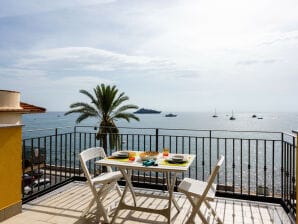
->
[120, 168, 137, 206]
[111, 168, 137, 224]
[165, 172, 181, 224]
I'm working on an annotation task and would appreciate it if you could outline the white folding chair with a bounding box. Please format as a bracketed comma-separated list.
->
[178, 155, 225, 224]
[79, 147, 122, 223]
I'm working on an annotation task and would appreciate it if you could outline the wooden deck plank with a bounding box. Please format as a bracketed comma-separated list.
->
[3, 182, 292, 224]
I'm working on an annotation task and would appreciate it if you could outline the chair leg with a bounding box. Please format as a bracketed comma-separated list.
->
[81, 197, 95, 217]
[204, 200, 223, 224]
[115, 183, 122, 196]
[185, 194, 209, 224]
[95, 194, 110, 223]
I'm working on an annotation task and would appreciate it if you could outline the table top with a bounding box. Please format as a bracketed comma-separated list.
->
[96, 151, 196, 173]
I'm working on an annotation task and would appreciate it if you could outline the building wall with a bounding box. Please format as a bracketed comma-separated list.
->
[0, 126, 22, 221]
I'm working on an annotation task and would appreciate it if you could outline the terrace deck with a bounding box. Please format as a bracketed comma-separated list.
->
[3, 182, 292, 224]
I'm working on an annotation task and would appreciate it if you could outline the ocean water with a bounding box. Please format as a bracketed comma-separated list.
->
[22, 111, 298, 138]
[22, 111, 298, 194]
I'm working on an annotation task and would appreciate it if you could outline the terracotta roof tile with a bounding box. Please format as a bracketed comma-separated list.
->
[20, 102, 46, 113]
[0, 102, 46, 113]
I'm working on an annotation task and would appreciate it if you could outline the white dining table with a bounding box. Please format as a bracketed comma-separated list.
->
[96, 151, 196, 224]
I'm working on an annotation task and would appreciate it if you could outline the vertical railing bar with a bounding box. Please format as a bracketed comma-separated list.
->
[43, 137, 46, 185]
[65, 134, 67, 180]
[256, 140, 259, 196]
[55, 129, 58, 185]
[292, 136, 296, 212]
[240, 139, 243, 195]
[188, 136, 191, 178]
[281, 133, 284, 200]
[37, 137, 41, 192]
[143, 135, 146, 184]
[289, 142, 292, 208]
[60, 134, 63, 183]
[272, 140, 275, 198]
[79, 133, 82, 175]
[264, 140, 267, 197]
[248, 139, 251, 195]
[149, 135, 152, 184]
[69, 133, 72, 178]
[209, 130, 212, 175]
[232, 138, 235, 193]
[217, 138, 219, 184]
[176, 136, 178, 154]
[195, 137, 198, 180]
[286, 143, 290, 205]
[137, 134, 140, 183]
[224, 138, 227, 192]
[155, 129, 159, 186]
[49, 136, 52, 187]
[182, 136, 185, 180]
[73, 127, 76, 176]
[202, 137, 205, 181]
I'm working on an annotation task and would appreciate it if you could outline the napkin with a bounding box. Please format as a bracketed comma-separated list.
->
[143, 160, 158, 167]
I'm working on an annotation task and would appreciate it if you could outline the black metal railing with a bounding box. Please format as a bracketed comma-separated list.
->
[21, 126, 296, 220]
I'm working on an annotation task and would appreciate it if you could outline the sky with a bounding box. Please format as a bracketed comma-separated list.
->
[0, 0, 298, 112]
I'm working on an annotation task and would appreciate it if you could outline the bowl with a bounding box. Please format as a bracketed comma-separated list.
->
[113, 151, 129, 157]
[171, 154, 184, 162]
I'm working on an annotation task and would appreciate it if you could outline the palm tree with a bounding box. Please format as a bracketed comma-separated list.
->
[65, 84, 139, 150]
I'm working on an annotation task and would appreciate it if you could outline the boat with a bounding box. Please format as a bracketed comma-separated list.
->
[165, 113, 177, 117]
[257, 117, 263, 119]
[212, 109, 218, 118]
[134, 108, 161, 114]
[252, 114, 257, 118]
[229, 111, 236, 120]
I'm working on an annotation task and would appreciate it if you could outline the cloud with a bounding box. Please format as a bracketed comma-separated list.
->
[14, 47, 198, 76]
[0, 0, 116, 18]
[0, 71, 113, 110]
[259, 30, 298, 46]
[236, 59, 277, 66]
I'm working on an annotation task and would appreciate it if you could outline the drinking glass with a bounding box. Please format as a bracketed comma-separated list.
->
[129, 151, 136, 161]
[162, 148, 169, 156]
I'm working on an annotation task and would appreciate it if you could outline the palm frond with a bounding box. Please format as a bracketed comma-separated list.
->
[75, 112, 96, 124]
[111, 94, 129, 111]
[113, 112, 140, 122]
[65, 83, 139, 149]
[112, 104, 139, 117]
[79, 89, 96, 103]
[64, 102, 99, 117]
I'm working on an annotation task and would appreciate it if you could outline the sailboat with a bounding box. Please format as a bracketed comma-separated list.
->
[212, 109, 218, 118]
[229, 111, 236, 120]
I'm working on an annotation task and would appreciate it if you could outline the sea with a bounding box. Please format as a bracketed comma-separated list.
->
[22, 111, 298, 195]
[22, 111, 298, 138]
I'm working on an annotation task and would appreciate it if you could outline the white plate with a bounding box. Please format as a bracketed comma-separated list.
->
[112, 151, 129, 158]
[166, 155, 187, 163]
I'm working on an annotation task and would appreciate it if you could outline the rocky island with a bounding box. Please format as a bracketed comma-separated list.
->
[134, 108, 161, 114]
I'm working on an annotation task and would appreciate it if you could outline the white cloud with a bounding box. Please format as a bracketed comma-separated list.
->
[15, 47, 198, 75]
[1, 0, 298, 112]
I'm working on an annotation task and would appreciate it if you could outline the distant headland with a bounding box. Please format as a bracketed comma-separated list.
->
[134, 108, 161, 114]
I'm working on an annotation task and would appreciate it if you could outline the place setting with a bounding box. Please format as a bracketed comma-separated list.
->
[161, 154, 190, 166]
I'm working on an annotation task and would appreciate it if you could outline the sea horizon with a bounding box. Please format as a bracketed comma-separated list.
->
[23, 111, 298, 138]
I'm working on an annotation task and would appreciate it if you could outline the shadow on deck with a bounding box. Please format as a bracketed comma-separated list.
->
[3, 182, 292, 224]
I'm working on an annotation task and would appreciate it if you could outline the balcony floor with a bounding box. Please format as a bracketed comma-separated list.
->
[3, 182, 292, 224]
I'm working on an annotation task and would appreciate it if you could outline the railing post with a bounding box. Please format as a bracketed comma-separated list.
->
[155, 128, 159, 152]
[292, 130, 298, 223]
